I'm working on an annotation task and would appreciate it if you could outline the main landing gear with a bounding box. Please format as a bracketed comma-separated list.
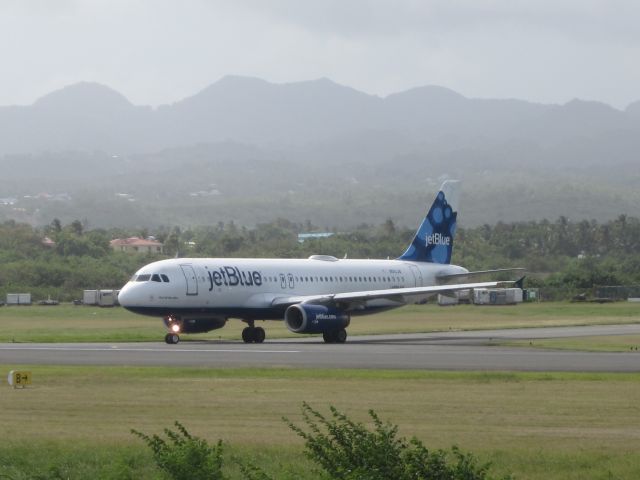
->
[323, 329, 347, 344]
[242, 321, 266, 344]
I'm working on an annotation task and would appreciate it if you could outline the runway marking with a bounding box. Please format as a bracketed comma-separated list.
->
[0, 346, 301, 354]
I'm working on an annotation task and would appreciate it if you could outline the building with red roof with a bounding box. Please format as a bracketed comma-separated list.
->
[110, 237, 164, 254]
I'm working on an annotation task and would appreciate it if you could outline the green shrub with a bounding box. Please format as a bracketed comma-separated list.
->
[131, 421, 226, 480]
[133, 407, 512, 480]
[284, 402, 511, 480]
[234, 462, 275, 480]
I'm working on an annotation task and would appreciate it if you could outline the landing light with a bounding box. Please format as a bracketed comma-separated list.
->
[171, 324, 181, 333]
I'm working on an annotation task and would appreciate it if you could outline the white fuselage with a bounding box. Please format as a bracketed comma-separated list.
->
[117, 256, 468, 320]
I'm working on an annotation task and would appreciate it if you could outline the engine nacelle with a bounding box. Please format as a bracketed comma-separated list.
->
[284, 304, 350, 334]
[164, 316, 226, 334]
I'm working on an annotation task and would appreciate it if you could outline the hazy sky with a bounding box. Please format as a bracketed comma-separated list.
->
[1, 0, 638, 109]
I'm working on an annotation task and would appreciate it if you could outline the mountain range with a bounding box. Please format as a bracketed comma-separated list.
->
[1, 76, 639, 155]
[0, 76, 638, 228]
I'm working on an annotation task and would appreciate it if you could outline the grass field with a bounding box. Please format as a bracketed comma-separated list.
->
[503, 334, 640, 352]
[1, 303, 639, 478]
[1, 301, 639, 343]
[0, 366, 639, 479]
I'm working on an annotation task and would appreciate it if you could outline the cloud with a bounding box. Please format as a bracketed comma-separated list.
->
[0, 0, 638, 108]
[235, 0, 640, 45]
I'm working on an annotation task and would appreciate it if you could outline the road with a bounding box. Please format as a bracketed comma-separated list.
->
[1, 324, 639, 371]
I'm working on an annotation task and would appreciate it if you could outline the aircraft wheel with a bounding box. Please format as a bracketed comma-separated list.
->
[322, 331, 336, 343]
[254, 327, 266, 343]
[165, 333, 180, 344]
[323, 330, 347, 344]
[242, 327, 254, 343]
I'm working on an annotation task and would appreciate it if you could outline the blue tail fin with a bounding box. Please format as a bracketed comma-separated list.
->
[398, 180, 459, 264]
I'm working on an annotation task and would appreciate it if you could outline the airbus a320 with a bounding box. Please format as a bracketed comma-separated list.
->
[117, 181, 516, 344]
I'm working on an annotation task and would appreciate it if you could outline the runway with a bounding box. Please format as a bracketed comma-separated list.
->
[1, 324, 639, 372]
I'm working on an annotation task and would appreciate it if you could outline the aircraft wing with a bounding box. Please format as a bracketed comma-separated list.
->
[270, 281, 511, 311]
[436, 268, 525, 283]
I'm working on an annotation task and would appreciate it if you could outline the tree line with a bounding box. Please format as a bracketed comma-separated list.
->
[0, 215, 638, 301]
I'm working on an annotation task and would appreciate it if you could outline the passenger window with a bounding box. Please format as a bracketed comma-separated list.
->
[151, 274, 161, 282]
[161, 274, 170, 283]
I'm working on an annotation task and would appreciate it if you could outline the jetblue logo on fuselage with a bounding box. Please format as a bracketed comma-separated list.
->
[425, 233, 451, 246]
[208, 266, 262, 291]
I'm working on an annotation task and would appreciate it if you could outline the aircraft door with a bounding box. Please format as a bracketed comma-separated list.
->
[180, 264, 199, 296]
[408, 265, 423, 287]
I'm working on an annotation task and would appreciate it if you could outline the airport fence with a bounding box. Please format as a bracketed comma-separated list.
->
[594, 285, 640, 300]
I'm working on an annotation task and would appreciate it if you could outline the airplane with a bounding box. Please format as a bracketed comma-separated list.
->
[117, 181, 519, 344]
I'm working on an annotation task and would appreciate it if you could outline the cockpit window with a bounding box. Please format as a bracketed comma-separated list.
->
[133, 273, 169, 282]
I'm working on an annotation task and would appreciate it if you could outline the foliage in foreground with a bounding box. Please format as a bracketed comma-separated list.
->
[132, 404, 511, 480]
[285, 402, 510, 480]
[131, 421, 225, 480]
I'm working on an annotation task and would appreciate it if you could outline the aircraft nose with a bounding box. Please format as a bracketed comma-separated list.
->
[117, 284, 135, 307]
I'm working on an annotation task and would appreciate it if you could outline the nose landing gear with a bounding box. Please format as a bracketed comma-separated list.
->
[165, 332, 180, 344]
[163, 315, 182, 344]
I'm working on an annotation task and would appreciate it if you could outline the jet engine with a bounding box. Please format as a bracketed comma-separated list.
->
[284, 304, 350, 334]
